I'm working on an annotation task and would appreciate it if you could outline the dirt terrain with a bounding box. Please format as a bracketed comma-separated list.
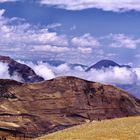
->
[0, 76, 140, 138]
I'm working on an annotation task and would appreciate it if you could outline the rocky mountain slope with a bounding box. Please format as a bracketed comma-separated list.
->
[0, 56, 44, 83]
[0, 76, 140, 138]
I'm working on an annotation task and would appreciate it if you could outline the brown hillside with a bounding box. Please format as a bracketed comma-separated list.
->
[0, 76, 140, 138]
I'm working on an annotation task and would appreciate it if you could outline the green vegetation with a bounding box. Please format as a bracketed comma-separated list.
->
[36, 117, 140, 140]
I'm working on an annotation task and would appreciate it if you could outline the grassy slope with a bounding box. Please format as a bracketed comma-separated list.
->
[36, 117, 140, 140]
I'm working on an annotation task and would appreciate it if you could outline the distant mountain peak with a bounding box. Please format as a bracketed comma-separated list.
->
[86, 59, 131, 71]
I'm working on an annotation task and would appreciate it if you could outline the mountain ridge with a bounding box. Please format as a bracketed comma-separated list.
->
[0, 55, 44, 83]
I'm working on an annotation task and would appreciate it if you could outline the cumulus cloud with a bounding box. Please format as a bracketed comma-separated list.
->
[55, 66, 137, 85]
[0, 62, 23, 81]
[32, 45, 70, 53]
[0, 9, 96, 58]
[1, 8, 140, 63]
[77, 47, 92, 54]
[40, 0, 140, 12]
[47, 23, 62, 29]
[0, 8, 69, 53]
[0, 9, 97, 58]
[30, 63, 55, 80]
[0, 23, 68, 51]
[19, 61, 140, 85]
[109, 34, 140, 49]
[52, 63, 71, 74]
[71, 33, 100, 48]
[87, 67, 137, 85]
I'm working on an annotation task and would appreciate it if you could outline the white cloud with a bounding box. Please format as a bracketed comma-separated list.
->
[87, 67, 137, 85]
[71, 33, 100, 48]
[1, 59, 140, 86]
[0, 10, 97, 61]
[109, 34, 140, 49]
[0, 8, 70, 53]
[0, 10, 99, 57]
[31, 63, 55, 80]
[0, 24, 68, 49]
[40, 0, 140, 12]
[53, 63, 70, 74]
[31, 44, 93, 54]
[0, 62, 23, 81]
[0, 62, 10, 79]
[96, 52, 118, 60]
[77, 47, 92, 54]
[21, 61, 139, 85]
[32, 45, 70, 53]
[0, 9, 94, 55]
[66, 67, 137, 85]
[0, 9, 5, 16]
[47, 23, 62, 29]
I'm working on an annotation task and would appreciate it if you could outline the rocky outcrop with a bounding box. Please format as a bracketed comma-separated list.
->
[0, 56, 44, 83]
[0, 76, 140, 138]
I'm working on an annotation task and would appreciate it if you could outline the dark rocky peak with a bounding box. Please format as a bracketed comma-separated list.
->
[0, 55, 44, 83]
[86, 60, 131, 71]
[0, 56, 12, 63]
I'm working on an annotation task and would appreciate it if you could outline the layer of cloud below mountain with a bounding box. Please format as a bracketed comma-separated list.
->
[15, 61, 139, 85]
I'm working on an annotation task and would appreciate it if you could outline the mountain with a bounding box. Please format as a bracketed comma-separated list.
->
[43, 60, 66, 67]
[0, 76, 139, 138]
[86, 60, 131, 71]
[0, 55, 44, 83]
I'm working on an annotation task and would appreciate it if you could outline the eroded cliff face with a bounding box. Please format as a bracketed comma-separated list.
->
[0, 76, 140, 138]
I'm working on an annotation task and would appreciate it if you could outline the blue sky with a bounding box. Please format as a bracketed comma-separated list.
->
[0, 0, 140, 66]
